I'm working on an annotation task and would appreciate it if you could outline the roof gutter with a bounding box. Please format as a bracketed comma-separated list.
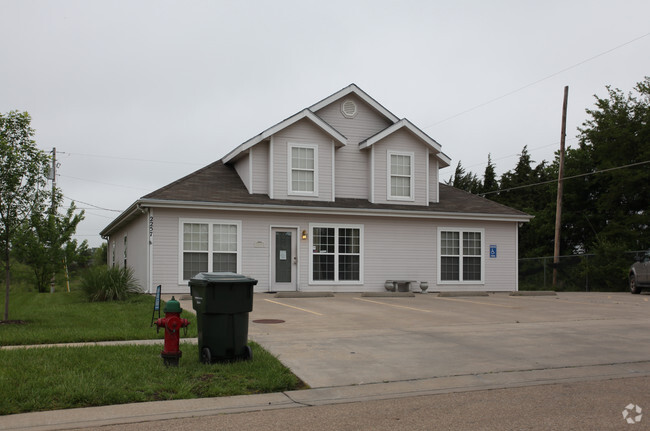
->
[134, 198, 534, 223]
[100, 201, 148, 238]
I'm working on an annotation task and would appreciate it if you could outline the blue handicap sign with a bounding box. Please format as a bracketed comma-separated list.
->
[489, 244, 497, 258]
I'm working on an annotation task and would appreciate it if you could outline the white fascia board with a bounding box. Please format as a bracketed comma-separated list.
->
[360, 119, 442, 152]
[99, 201, 145, 238]
[437, 151, 452, 168]
[309, 84, 400, 123]
[137, 198, 534, 223]
[222, 109, 347, 164]
[360, 119, 451, 168]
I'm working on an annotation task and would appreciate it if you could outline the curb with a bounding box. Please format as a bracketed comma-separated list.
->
[3, 361, 649, 431]
[361, 292, 415, 297]
[509, 291, 557, 296]
[437, 291, 490, 297]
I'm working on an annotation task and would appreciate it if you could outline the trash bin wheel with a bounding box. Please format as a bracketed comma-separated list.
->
[201, 347, 212, 364]
[243, 345, 253, 361]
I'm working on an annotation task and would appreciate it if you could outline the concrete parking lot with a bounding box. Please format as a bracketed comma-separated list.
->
[248, 292, 650, 388]
[6, 291, 650, 430]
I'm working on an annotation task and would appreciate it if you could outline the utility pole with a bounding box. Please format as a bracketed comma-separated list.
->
[50, 147, 56, 214]
[552, 86, 569, 288]
[50, 148, 57, 293]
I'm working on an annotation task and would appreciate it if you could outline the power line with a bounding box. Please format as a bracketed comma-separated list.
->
[62, 195, 122, 212]
[63, 151, 203, 167]
[59, 174, 151, 191]
[479, 160, 650, 196]
[423, 31, 650, 129]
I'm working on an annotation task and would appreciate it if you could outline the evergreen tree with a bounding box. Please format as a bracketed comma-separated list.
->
[480, 153, 498, 194]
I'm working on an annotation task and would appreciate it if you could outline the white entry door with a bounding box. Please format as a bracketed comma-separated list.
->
[271, 228, 297, 291]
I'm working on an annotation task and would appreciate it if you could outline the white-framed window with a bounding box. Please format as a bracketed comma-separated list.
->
[438, 228, 484, 284]
[309, 223, 363, 284]
[288, 143, 318, 196]
[179, 219, 242, 282]
[388, 151, 414, 200]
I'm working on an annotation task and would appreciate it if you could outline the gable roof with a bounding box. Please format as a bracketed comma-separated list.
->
[100, 160, 530, 237]
[309, 83, 400, 123]
[359, 118, 452, 167]
[221, 109, 347, 164]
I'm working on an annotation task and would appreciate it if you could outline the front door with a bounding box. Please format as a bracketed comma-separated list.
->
[271, 228, 297, 291]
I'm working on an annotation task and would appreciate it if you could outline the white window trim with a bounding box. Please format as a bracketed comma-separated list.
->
[308, 223, 364, 285]
[437, 227, 485, 285]
[178, 218, 242, 284]
[387, 150, 415, 201]
[288, 142, 319, 197]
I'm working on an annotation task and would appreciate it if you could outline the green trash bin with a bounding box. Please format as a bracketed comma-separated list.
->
[189, 272, 258, 363]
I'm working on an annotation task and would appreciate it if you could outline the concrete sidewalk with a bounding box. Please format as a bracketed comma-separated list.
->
[4, 361, 650, 431]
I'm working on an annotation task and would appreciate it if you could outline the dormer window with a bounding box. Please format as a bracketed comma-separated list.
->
[388, 151, 414, 200]
[288, 143, 318, 196]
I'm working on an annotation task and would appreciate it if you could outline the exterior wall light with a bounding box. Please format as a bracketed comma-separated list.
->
[301, 230, 308, 240]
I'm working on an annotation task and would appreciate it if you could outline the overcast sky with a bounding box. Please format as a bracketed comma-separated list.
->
[1, 0, 649, 248]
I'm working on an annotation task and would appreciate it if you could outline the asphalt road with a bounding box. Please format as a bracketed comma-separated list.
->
[85, 376, 650, 430]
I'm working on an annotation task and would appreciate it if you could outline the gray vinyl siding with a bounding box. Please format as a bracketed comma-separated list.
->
[270, 119, 334, 202]
[148, 208, 519, 294]
[429, 154, 439, 203]
[251, 141, 269, 195]
[233, 153, 251, 193]
[107, 212, 148, 293]
[370, 128, 429, 206]
[314, 93, 393, 199]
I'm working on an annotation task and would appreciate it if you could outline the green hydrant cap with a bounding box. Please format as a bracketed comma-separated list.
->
[164, 296, 182, 313]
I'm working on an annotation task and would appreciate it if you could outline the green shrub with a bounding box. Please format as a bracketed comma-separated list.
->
[81, 265, 141, 301]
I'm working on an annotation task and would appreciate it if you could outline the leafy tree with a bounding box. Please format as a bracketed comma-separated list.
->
[0, 111, 50, 320]
[13, 188, 86, 292]
[563, 77, 650, 254]
[92, 242, 108, 266]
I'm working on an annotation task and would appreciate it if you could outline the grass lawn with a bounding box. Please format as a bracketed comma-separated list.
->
[0, 290, 197, 345]
[0, 290, 304, 415]
[0, 342, 301, 415]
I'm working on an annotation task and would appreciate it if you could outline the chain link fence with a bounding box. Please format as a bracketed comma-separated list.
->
[518, 250, 646, 292]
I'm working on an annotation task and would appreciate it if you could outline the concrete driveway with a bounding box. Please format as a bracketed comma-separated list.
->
[247, 292, 650, 388]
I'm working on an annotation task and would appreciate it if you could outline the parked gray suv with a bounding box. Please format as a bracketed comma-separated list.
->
[630, 250, 650, 294]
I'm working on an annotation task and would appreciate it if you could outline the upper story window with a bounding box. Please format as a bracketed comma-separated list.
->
[388, 151, 414, 200]
[288, 143, 318, 196]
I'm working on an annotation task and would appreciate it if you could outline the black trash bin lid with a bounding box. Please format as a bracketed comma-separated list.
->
[190, 272, 258, 284]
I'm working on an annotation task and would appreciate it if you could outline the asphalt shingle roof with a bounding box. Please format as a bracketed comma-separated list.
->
[142, 160, 529, 218]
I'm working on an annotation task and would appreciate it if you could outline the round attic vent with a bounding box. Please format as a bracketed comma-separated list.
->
[341, 99, 358, 118]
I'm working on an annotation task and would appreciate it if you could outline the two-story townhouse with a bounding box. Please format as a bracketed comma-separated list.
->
[100, 84, 531, 294]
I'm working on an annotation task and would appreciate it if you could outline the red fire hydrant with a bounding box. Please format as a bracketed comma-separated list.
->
[155, 296, 190, 366]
